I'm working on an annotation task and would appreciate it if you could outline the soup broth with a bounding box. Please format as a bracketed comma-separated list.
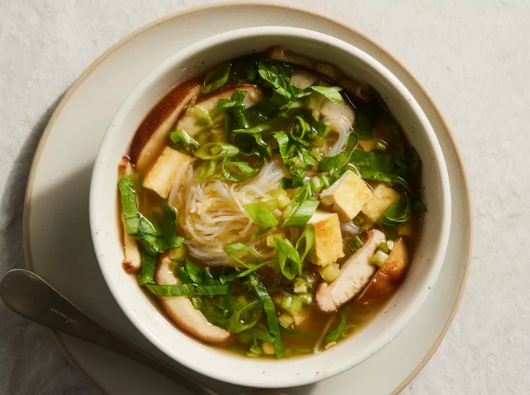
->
[116, 47, 424, 358]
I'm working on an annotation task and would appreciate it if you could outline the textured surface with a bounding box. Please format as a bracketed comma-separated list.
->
[0, 0, 528, 394]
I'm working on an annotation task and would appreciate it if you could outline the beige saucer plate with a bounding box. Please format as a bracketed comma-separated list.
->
[23, 2, 472, 394]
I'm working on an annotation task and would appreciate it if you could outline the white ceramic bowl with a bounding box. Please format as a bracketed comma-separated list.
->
[90, 26, 451, 388]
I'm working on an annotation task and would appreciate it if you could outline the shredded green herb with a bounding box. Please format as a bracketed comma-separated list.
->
[325, 305, 350, 343]
[169, 130, 199, 153]
[202, 62, 231, 93]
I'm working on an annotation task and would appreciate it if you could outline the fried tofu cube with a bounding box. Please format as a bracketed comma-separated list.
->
[361, 183, 401, 223]
[307, 210, 345, 266]
[143, 147, 191, 199]
[320, 170, 373, 221]
[358, 138, 377, 152]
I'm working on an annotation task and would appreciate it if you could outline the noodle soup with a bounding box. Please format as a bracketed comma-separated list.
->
[116, 47, 425, 358]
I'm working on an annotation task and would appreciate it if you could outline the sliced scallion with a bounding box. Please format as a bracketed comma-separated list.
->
[281, 296, 303, 312]
[278, 313, 295, 328]
[370, 249, 389, 267]
[319, 263, 341, 282]
[348, 235, 364, 254]
[202, 62, 231, 93]
[298, 293, 313, 305]
[243, 202, 279, 228]
[274, 238, 302, 280]
[195, 142, 239, 160]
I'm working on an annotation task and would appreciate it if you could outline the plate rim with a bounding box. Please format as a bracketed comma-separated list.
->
[22, 1, 473, 394]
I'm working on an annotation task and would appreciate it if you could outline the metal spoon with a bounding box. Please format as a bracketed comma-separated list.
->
[0, 269, 285, 395]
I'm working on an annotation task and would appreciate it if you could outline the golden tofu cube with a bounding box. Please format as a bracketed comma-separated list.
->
[358, 138, 377, 151]
[361, 183, 401, 223]
[320, 170, 373, 221]
[307, 210, 345, 266]
[143, 147, 191, 199]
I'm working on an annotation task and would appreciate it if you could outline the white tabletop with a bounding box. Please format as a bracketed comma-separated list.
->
[0, 1, 528, 394]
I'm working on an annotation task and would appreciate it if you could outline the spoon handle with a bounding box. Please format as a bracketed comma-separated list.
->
[0, 269, 218, 395]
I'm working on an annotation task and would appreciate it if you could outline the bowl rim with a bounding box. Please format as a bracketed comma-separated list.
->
[89, 26, 451, 388]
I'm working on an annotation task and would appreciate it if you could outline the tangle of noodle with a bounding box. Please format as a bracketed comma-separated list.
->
[174, 158, 300, 266]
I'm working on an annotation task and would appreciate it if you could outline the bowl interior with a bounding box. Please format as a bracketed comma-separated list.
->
[90, 27, 450, 388]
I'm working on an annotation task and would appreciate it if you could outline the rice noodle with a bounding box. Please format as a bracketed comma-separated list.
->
[314, 315, 336, 354]
[340, 220, 359, 235]
[325, 115, 352, 156]
[177, 158, 296, 266]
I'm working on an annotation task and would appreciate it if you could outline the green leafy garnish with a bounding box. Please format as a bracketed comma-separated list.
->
[195, 160, 217, 181]
[223, 243, 262, 267]
[284, 200, 320, 228]
[382, 193, 412, 227]
[281, 185, 319, 228]
[274, 131, 295, 163]
[295, 224, 315, 263]
[236, 261, 271, 278]
[202, 62, 231, 93]
[118, 175, 141, 235]
[232, 57, 258, 82]
[185, 259, 205, 285]
[233, 123, 272, 135]
[118, 176, 183, 255]
[220, 159, 258, 182]
[317, 150, 395, 173]
[257, 59, 301, 100]
[201, 299, 229, 327]
[358, 170, 412, 194]
[169, 130, 199, 153]
[250, 328, 276, 343]
[138, 250, 157, 285]
[356, 107, 372, 138]
[145, 282, 228, 297]
[308, 86, 344, 104]
[249, 273, 284, 358]
[390, 127, 408, 176]
[348, 235, 364, 254]
[249, 337, 262, 355]
[209, 89, 247, 120]
[228, 300, 262, 333]
[195, 142, 239, 160]
[243, 202, 279, 228]
[160, 203, 184, 250]
[274, 238, 301, 280]
[195, 285, 230, 296]
[179, 266, 192, 284]
[145, 284, 194, 296]
[325, 305, 349, 343]
[290, 116, 313, 147]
